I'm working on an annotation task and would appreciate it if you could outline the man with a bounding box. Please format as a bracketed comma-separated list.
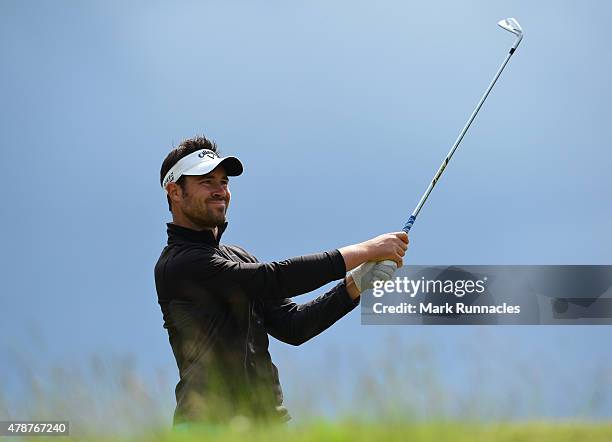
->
[155, 135, 408, 426]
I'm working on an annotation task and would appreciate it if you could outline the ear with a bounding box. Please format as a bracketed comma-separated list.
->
[166, 182, 183, 204]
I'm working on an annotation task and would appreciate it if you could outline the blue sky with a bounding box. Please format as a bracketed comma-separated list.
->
[1, 0, 611, 423]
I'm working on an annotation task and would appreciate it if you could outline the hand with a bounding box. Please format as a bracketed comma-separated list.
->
[338, 231, 409, 272]
[351, 260, 398, 293]
[362, 232, 408, 268]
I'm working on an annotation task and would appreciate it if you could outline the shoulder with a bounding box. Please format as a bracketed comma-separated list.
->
[158, 243, 219, 271]
[221, 244, 259, 263]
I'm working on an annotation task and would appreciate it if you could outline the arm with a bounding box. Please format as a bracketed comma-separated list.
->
[262, 279, 359, 346]
[176, 246, 346, 301]
[174, 231, 407, 302]
[344, 274, 361, 301]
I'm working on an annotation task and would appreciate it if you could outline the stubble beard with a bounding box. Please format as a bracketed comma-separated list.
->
[184, 197, 228, 230]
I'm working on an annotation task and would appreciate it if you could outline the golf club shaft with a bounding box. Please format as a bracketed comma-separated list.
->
[402, 48, 517, 233]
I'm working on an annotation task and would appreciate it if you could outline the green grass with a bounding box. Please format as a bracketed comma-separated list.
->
[4, 340, 611, 442]
[21, 420, 612, 442]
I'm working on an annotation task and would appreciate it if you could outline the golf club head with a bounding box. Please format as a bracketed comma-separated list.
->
[498, 17, 523, 50]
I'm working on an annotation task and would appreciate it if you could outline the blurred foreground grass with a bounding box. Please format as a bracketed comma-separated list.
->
[2, 334, 611, 440]
[17, 420, 612, 442]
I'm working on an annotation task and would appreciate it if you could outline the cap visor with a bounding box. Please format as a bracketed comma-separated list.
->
[182, 156, 243, 177]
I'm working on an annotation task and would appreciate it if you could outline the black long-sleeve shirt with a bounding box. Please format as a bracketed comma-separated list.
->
[154, 222, 359, 424]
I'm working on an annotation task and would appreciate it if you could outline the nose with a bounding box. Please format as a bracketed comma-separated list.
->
[210, 183, 227, 199]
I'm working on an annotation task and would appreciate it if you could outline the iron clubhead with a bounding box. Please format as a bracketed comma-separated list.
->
[498, 18, 523, 37]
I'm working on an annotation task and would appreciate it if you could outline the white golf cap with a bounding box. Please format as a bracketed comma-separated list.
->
[162, 149, 243, 192]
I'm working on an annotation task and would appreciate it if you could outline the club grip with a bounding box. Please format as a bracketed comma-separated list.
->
[402, 215, 416, 233]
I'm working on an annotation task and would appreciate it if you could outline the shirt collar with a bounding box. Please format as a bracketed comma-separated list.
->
[166, 222, 228, 246]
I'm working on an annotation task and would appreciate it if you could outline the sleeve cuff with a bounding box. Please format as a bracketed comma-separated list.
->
[336, 279, 360, 310]
[328, 249, 347, 279]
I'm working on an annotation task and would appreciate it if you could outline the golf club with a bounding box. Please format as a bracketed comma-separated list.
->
[376, 18, 523, 271]
[401, 17, 523, 233]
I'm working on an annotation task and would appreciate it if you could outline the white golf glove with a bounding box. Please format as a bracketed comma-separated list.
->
[350, 260, 398, 293]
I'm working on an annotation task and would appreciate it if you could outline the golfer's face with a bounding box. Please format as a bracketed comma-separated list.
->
[181, 165, 230, 228]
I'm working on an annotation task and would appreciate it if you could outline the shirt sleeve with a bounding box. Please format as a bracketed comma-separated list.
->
[262, 280, 360, 345]
[173, 246, 347, 301]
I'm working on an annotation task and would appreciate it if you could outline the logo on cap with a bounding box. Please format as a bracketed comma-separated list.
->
[163, 172, 174, 188]
[198, 149, 218, 160]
